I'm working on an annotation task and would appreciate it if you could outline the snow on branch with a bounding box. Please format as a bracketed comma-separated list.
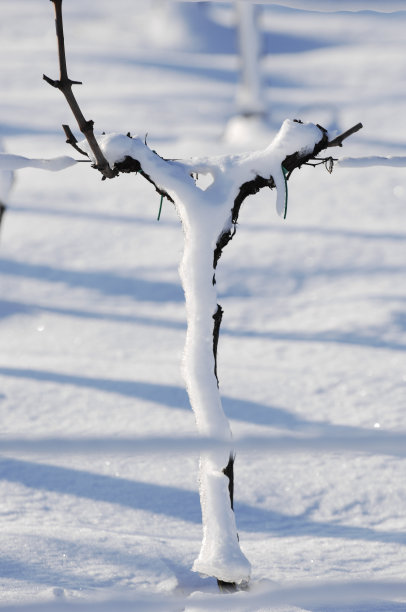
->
[44, 0, 361, 548]
[180, 0, 406, 13]
[80, 132, 188, 203]
[337, 155, 406, 168]
[268, 0, 406, 12]
[44, 0, 364, 210]
[0, 153, 79, 172]
[37, 0, 381, 589]
[81, 120, 362, 218]
[2, 431, 405, 457]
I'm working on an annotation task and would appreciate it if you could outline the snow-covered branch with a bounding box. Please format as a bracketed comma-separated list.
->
[264, 0, 406, 12]
[337, 155, 406, 168]
[179, 0, 406, 12]
[1, 431, 405, 457]
[81, 133, 193, 204]
[0, 153, 78, 172]
[86, 120, 361, 217]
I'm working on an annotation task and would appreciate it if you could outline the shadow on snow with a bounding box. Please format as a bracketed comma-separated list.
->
[0, 258, 183, 302]
[1, 457, 404, 548]
[1, 297, 405, 353]
[0, 364, 394, 431]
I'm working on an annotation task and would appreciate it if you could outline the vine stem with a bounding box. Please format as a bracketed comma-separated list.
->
[43, 2, 364, 588]
[43, 0, 115, 179]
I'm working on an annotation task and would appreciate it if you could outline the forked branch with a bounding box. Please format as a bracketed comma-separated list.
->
[213, 121, 363, 267]
[43, 0, 115, 179]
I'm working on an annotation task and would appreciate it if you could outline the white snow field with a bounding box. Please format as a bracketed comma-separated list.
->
[1, 1, 406, 610]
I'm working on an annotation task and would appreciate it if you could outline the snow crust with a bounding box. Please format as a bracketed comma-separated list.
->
[0, 580, 405, 612]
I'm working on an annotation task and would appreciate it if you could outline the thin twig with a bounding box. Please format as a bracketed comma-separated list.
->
[327, 122, 363, 147]
[43, 0, 115, 179]
[62, 124, 88, 157]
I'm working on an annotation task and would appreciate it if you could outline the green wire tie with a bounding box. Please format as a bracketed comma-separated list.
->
[281, 164, 289, 219]
[157, 194, 163, 221]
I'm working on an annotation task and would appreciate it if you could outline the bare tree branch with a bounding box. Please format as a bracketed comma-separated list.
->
[62, 124, 88, 157]
[43, 0, 116, 179]
[327, 122, 363, 148]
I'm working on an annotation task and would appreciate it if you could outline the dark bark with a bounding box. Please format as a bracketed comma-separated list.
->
[44, 0, 115, 179]
[211, 302, 234, 512]
[114, 155, 174, 203]
[217, 452, 236, 593]
[217, 578, 238, 593]
[0, 203, 6, 236]
[222, 453, 235, 511]
[212, 304, 223, 386]
[212, 283, 236, 591]
[62, 124, 88, 157]
[327, 122, 363, 148]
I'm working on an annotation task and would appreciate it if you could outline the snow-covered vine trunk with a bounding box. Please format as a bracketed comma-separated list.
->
[8, 0, 365, 592]
[57, 119, 359, 589]
[177, 197, 251, 585]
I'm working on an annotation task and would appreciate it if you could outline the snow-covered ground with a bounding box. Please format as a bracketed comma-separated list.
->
[0, 2, 406, 610]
